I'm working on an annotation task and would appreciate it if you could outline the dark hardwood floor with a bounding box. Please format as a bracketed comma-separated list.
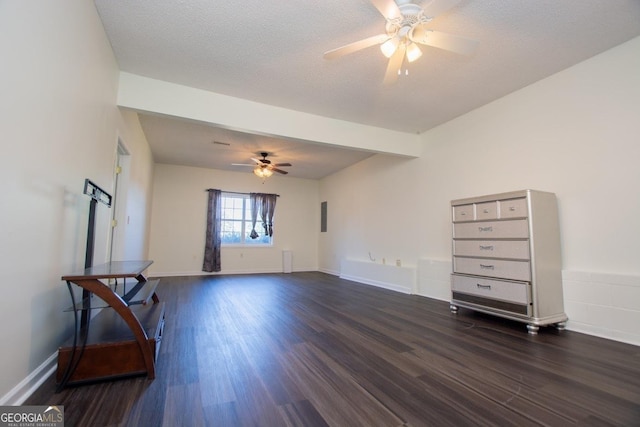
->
[27, 272, 640, 426]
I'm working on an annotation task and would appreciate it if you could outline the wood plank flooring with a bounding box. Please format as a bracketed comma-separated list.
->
[27, 272, 640, 426]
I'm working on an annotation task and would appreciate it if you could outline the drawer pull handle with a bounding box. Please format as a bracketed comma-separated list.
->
[509, 206, 516, 211]
[460, 212, 466, 216]
[478, 226, 493, 232]
[483, 209, 489, 213]
[480, 264, 495, 270]
[477, 284, 492, 290]
[479, 245, 494, 251]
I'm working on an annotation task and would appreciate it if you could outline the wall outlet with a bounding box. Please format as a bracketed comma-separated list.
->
[396, 259, 401, 267]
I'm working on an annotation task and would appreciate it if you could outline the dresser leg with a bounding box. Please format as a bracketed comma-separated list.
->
[555, 322, 566, 331]
[526, 324, 539, 335]
[450, 304, 458, 314]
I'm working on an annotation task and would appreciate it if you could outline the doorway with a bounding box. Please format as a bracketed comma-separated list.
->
[109, 139, 130, 262]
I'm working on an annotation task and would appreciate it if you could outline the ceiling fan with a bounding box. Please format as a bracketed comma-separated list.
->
[233, 152, 292, 177]
[323, 0, 478, 84]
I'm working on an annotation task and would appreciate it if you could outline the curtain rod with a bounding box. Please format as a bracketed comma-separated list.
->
[205, 189, 279, 197]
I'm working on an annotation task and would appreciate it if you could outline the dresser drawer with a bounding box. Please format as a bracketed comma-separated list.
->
[453, 257, 531, 281]
[453, 204, 474, 222]
[476, 201, 498, 220]
[451, 274, 531, 305]
[453, 240, 530, 260]
[499, 198, 527, 219]
[453, 219, 529, 239]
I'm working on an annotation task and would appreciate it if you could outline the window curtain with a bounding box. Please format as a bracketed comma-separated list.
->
[249, 193, 278, 238]
[249, 193, 260, 239]
[203, 189, 222, 272]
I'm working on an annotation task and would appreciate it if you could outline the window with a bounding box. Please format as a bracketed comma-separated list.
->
[220, 193, 272, 245]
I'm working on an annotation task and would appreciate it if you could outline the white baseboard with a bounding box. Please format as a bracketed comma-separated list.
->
[0, 352, 57, 406]
[340, 259, 416, 294]
[318, 267, 340, 276]
[339, 273, 412, 294]
[562, 270, 640, 347]
[150, 268, 291, 277]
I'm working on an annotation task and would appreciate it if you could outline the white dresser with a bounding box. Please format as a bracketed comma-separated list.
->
[450, 189, 567, 334]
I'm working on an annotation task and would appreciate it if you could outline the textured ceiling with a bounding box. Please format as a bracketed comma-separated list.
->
[138, 115, 376, 180]
[95, 0, 640, 178]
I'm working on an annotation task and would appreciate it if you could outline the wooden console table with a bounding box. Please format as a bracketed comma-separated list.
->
[57, 260, 164, 388]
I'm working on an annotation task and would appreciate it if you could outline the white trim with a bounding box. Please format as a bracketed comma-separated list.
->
[0, 352, 57, 405]
[339, 259, 416, 294]
[149, 268, 304, 277]
[561, 269, 640, 347]
[563, 321, 640, 347]
[339, 273, 412, 294]
[318, 267, 340, 276]
[118, 72, 422, 157]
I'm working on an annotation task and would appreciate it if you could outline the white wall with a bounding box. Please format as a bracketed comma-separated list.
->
[0, 2, 155, 404]
[320, 36, 640, 345]
[319, 154, 423, 276]
[1, 3, 637, 405]
[117, 110, 156, 261]
[149, 164, 319, 276]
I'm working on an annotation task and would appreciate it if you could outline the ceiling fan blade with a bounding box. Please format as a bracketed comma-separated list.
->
[324, 34, 389, 60]
[231, 163, 255, 167]
[270, 167, 288, 175]
[383, 43, 406, 85]
[274, 163, 292, 167]
[412, 28, 478, 55]
[422, 0, 462, 18]
[369, 0, 402, 19]
[250, 157, 265, 165]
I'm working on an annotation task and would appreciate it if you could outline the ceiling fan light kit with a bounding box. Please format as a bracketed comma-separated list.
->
[405, 42, 423, 62]
[324, 0, 478, 83]
[233, 152, 292, 180]
[380, 37, 400, 58]
[254, 167, 273, 179]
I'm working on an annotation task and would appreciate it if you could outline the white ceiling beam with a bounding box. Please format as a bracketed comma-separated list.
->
[117, 72, 421, 158]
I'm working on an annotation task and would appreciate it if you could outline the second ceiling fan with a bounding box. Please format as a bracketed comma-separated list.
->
[233, 152, 292, 177]
[324, 0, 478, 84]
